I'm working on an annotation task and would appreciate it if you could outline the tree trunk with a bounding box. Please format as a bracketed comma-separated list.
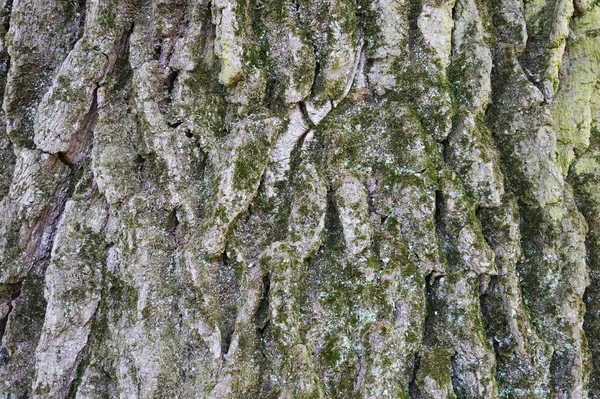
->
[0, 0, 599, 397]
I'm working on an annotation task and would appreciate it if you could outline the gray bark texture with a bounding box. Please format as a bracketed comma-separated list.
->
[0, 0, 599, 397]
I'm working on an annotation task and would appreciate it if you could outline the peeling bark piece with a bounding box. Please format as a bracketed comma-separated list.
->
[34, 0, 135, 163]
[490, 46, 563, 209]
[34, 47, 106, 157]
[4, 0, 83, 148]
[552, 6, 600, 175]
[426, 272, 499, 399]
[212, 0, 245, 86]
[452, 0, 493, 112]
[365, 0, 410, 95]
[446, 0, 505, 208]
[438, 168, 497, 279]
[0, 275, 47, 398]
[520, 0, 574, 100]
[571, 123, 600, 397]
[302, 0, 360, 108]
[478, 195, 553, 397]
[200, 115, 282, 257]
[31, 172, 108, 398]
[288, 163, 327, 257]
[418, 0, 456, 70]
[264, 106, 309, 195]
[265, 0, 316, 104]
[0, 149, 70, 283]
[261, 242, 325, 399]
[334, 174, 371, 255]
[447, 111, 505, 208]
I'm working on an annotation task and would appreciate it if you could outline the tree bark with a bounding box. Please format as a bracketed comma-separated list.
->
[0, 0, 599, 397]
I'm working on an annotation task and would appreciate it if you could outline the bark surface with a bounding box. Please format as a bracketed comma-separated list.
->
[0, 0, 599, 398]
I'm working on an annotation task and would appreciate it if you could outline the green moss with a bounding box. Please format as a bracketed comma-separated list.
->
[98, 4, 117, 30]
[107, 274, 139, 311]
[357, 0, 383, 58]
[46, 74, 85, 107]
[180, 64, 226, 138]
[62, 0, 79, 22]
[417, 347, 454, 391]
[551, 6, 600, 175]
[66, 348, 91, 399]
[231, 125, 276, 192]
[321, 335, 343, 368]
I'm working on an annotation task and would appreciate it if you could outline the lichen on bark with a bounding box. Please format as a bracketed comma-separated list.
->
[0, 0, 599, 398]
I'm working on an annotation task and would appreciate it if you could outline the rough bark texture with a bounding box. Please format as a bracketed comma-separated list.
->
[0, 0, 599, 397]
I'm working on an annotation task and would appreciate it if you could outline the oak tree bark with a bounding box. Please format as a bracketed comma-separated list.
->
[0, 0, 599, 397]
